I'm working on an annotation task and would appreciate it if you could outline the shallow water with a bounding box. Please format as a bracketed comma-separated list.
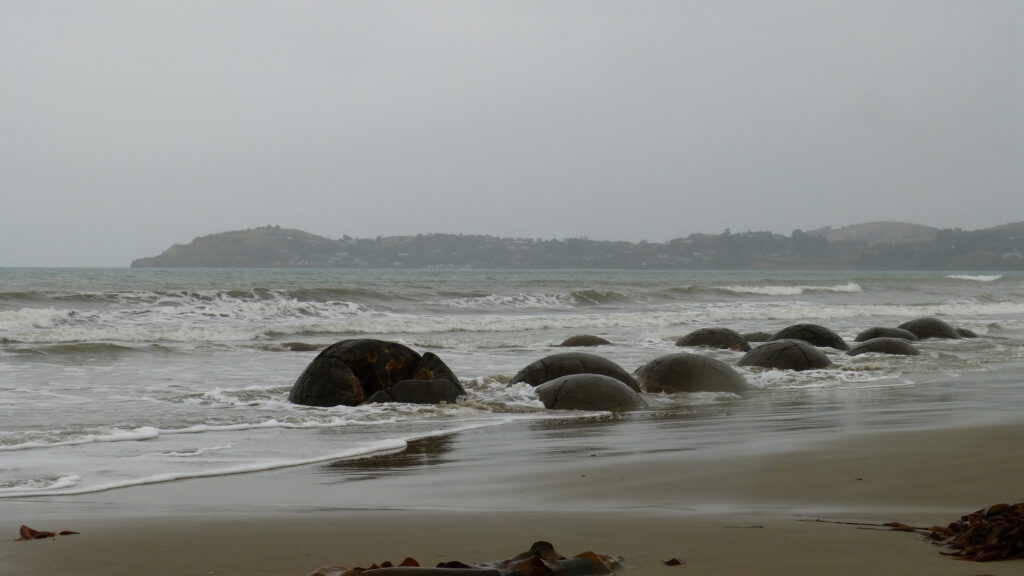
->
[2, 268, 1022, 497]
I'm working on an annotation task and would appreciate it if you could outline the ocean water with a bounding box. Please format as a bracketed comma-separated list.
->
[2, 268, 1023, 498]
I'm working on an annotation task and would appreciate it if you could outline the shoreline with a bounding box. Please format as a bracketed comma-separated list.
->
[4, 419, 1024, 575]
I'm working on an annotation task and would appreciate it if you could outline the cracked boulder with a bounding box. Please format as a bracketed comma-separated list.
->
[635, 352, 747, 393]
[535, 374, 648, 411]
[288, 339, 465, 407]
[675, 327, 751, 351]
[510, 352, 640, 391]
[738, 339, 832, 371]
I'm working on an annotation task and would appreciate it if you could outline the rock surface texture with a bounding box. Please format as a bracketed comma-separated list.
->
[535, 374, 648, 411]
[635, 352, 747, 393]
[738, 339, 833, 371]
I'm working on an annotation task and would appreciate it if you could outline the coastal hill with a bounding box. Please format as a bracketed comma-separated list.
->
[805, 221, 938, 245]
[131, 222, 1024, 270]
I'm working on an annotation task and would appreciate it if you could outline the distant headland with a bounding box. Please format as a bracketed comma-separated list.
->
[131, 222, 1024, 270]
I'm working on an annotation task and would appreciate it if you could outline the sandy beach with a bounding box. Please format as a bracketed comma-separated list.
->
[4, 417, 1023, 575]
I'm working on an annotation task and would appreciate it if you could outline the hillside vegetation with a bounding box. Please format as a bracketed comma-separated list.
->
[131, 223, 1024, 270]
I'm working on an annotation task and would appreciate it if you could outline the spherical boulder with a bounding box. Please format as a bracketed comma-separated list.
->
[535, 374, 648, 412]
[288, 339, 465, 407]
[635, 352, 747, 394]
[854, 327, 919, 342]
[738, 339, 832, 371]
[675, 327, 751, 352]
[847, 337, 921, 357]
[510, 352, 640, 391]
[741, 331, 774, 343]
[771, 323, 848, 350]
[898, 317, 961, 339]
[557, 334, 613, 347]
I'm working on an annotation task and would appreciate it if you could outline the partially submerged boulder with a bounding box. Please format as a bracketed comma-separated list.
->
[635, 352, 747, 394]
[288, 339, 465, 407]
[510, 352, 640, 391]
[675, 327, 751, 351]
[898, 317, 962, 339]
[741, 331, 774, 343]
[847, 337, 921, 357]
[854, 327, 919, 342]
[738, 339, 832, 371]
[771, 323, 848, 350]
[535, 374, 647, 411]
[557, 334, 613, 347]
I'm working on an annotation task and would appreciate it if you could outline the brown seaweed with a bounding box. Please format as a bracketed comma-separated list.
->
[927, 503, 1024, 562]
[309, 540, 623, 576]
[808, 502, 1024, 562]
[16, 525, 79, 541]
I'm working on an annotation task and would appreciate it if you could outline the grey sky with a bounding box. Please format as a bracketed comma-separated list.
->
[2, 1, 1021, 267]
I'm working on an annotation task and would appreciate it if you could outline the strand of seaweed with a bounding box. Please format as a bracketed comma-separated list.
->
[806, 502, 1024, 562]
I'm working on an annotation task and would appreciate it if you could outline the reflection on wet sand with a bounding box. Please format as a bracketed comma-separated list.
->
[325, 435, 454, 479]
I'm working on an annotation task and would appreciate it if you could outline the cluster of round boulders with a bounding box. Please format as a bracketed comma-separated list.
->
[635, 352, 747, 393]
[557, 334, 613, 347]
[288, 339, 465, 407]
[738, 339, 832, 371]
[770, 323, 848, 350]
[288, 316, 981, 411]
[510, 352, 640, 391]
[535, 374, 647, 411]
[897, 317, 961, 339]
[675, 327, 751, 352]
[847, 337, 920, 357]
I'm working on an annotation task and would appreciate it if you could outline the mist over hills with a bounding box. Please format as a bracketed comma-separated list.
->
[131, 222, 1024, 270]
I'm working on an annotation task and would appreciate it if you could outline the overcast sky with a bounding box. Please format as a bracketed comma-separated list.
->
[2, 1, 1021, 266]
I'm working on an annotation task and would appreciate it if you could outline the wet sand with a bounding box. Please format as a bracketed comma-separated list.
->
[4, 418, 1024, 575]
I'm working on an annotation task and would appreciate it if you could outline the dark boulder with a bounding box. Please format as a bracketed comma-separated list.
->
[366, 376, 466, 404]
[510, 352, 640, 391]
[738, 339, 832, 371]
[771, 323, 848, 350]
[957, 327, 979, 338]
[898, 317, 961, 339]
[535, 374, 648, 411]
[557, 334, 613, 347]
[288, 340, 465, 407]
[635, 352, 747, 394]
[675, 327, 751, 352]
[854, 327, 919, 342]
[741, 331, 774, 342]
[847, 337, 921, 357]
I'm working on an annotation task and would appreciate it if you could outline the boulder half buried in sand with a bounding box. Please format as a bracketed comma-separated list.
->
[847, 336, 921, 354]
[770, 323, 848, 350]
[675, 327, 750, 351]
[847, 337, 921, 357]
[635, 352, 747, 393]
[535, 374, 647, 411]
[898, 317, 961, 339]
[854, 326, 919, 342]
[738, 339, 832, 371]
[557, 334, 613, 347]
[288, 339, 465, 407]
[510, 352, 640, 391]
